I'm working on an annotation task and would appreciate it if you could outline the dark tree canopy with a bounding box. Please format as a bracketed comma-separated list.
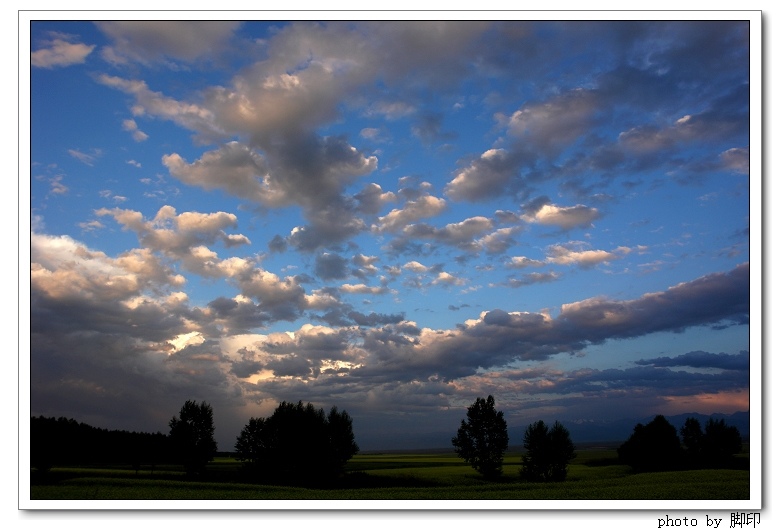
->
[234, 401, 359, 484]
[680, 417, 704, 456]
[681, 417, 742, 467]
[451, 395, 509, 478]
[520, 420, 576, 482]
[169, 400, 218, 475]
[618, 415, 682, 472]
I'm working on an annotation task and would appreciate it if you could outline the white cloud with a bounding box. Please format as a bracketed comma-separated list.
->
[545, 244, 622, 268]
[403, 261, 430, 273]
[31, 36, 95, 68]
[523, 203, 601, 230]
[374, 195, 447, 233]
[122, 119, 149, 142]
[507, 256, 546, 269]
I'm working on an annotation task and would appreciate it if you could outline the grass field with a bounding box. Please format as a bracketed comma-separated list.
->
[29, 446, 750, 501]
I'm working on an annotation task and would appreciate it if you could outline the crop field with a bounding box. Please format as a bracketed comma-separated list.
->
[29, 447, 749, 501]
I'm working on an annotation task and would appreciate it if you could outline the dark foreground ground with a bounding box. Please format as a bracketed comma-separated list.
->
[29, 445, 750, 501]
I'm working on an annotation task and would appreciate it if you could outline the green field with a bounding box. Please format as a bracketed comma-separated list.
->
[29, 446, 750, 501]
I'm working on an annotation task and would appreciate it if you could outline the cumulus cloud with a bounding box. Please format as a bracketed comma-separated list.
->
[314, 253, 350, 280]
[720, 147, 749, 175]
[352, 183, 396, 215]
[506, 88, 601, 156]
[31, 34, 95, 68]
[545, 242, 630, 268]
[96, 205, 247, 265]
[162, 142, 277, 205]
[477, 226, 523, 255]
[521, 198, 601, 230]
[97, 74, 220, 140]
[374, 195, 447, 233]
[403, 261, 431, 273]
[339, 283, 391, 295]
[445, 148, 527, 202]
[507, 256, 546, 269]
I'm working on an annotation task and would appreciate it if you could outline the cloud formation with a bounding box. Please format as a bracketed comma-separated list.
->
[31, 33, 95, 68]
[29, 20, 752, 450]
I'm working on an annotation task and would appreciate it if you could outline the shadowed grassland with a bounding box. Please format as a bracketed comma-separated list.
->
[29, 447, 749, 501]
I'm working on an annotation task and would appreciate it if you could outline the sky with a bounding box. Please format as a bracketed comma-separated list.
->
[26, 17, 756, 451]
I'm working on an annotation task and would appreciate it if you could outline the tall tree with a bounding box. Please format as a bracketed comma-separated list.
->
[451, 395, 509, 479]
[520, 420, 576, 482]
[169, 400, 217, 475]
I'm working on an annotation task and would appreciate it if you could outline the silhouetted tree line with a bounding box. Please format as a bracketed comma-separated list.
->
[451, 397, 745, 482]
[30, 416, 173, 473]
[31, 399, 359, 486]
[32, 403, 744, 486]
[617, 415, 744, 472]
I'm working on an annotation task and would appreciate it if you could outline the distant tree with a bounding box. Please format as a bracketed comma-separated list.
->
[235, 401, 359, 484]
[169, 400, 217, 475]
[657, 416, 744, 470]
[451, 395, 509, 479]
[520, 420, 576, 482]
[680, 417, 704, 459]
[617, 415, 682, 472]
[701, 418, 742, 463]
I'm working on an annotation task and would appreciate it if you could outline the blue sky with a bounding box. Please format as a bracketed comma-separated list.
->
[26, 18, 756, 451]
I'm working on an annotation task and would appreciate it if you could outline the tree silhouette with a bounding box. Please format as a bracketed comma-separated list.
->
[451, 395, 509, 479]
[235, 401, 358, 484]
[681, 417, 742, 467]
[701, 418, 742, 462]
[169, 400, 217, 476]
[680, 417, 704, 458]
[520, 420, 576, 482]
[617, 415, 682, 472]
